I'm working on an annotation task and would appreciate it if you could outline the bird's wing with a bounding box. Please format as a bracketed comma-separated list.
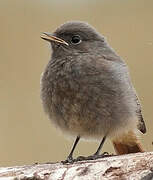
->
[135, 94, 146, 134]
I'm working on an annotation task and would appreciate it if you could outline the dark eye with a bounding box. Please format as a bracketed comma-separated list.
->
[71, 35, 81, 44]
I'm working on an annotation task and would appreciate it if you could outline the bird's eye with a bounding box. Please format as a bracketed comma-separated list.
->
[71, 35, 81, 44]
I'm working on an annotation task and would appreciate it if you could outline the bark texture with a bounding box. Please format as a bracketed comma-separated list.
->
[0, 152, 153, 180]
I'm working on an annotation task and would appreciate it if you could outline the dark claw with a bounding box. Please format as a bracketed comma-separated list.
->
[102, 151, 109, 155]
[99, 152, 115, 158]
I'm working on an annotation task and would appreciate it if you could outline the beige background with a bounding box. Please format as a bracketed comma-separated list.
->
[0, 0, 153, 166]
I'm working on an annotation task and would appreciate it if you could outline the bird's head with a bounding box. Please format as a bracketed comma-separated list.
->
[41, 21, 106, 57]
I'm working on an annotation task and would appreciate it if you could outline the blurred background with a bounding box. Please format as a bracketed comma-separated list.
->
[0, 0, 153, 166]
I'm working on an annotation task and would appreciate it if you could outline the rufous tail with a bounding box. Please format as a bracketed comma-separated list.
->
[112, 131, 144, 155]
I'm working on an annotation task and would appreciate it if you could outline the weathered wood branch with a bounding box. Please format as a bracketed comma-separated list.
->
[0, 152, 153, 180]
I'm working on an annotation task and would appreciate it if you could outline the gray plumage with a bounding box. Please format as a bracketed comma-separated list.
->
[40, 21, 146, 141]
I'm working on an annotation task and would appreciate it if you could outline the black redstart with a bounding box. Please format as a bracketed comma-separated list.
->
[40, 21, 146, 163]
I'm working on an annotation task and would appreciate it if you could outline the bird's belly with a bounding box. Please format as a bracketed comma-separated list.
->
[45, 87, 137, 140]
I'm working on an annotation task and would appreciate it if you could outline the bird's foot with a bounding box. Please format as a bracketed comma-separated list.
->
[96, 151, 115, 158]
[61, 152, 114, 163]
[75, 152, 114, 162]
[76, 154, 102, 161]
[99, 151, 110, 157]
[61, 156, 74, 164]
[75, 156, 88, 161]
[76, 155, 99, 161]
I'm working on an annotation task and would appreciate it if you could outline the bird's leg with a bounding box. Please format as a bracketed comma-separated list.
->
[91, 135, 114, 159]
[93, 135, 107, 156]
[61, 136, 80, 164]
[76, 135, 108, 161]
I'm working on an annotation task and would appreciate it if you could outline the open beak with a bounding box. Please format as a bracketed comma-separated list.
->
[41, 32, 69, 46]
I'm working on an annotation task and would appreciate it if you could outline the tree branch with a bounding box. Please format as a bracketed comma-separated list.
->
[0, 152, 153, 180]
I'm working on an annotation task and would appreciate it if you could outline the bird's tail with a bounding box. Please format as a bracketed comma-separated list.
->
[112, 131, 144, 155]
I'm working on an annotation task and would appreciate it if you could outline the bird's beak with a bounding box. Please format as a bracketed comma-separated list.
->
[41, 32, 69, 46]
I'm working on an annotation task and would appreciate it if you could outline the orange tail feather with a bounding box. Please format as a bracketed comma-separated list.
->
[112, 141, 144, 155]
[112, 131, 144, 155]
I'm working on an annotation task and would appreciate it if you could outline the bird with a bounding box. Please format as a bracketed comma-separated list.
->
[40, 21, 146, 163]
